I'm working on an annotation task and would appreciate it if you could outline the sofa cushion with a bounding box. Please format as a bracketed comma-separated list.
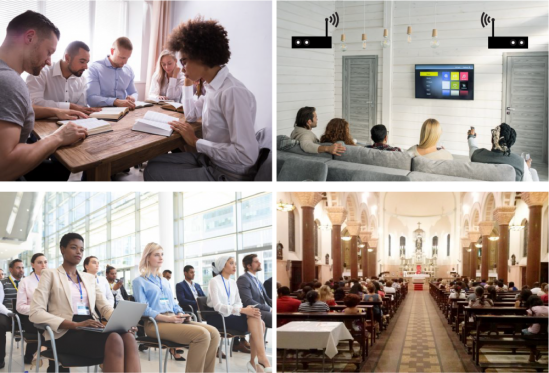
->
[334, 143, 412, 170]
[324, 160, 411, 181]
[276, 157, 328, 183]
[277, 135, 333, 159]
[408, 171, 475, 181]
[411, 157, 516, 181]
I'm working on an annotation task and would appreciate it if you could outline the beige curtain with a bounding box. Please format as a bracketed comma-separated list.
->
[145, 0, 172, 97]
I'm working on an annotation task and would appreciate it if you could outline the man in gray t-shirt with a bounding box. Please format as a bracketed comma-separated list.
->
[0, 59, 35, 144]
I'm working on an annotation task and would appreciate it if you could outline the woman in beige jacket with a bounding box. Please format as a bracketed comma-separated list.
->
[29, 233, 140, 372]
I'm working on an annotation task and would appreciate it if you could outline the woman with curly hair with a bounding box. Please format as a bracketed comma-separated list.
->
[144, 16, 260, 182]
[319, 118, 355, 146]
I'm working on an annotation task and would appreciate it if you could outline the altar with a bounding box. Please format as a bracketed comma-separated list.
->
[400, 223, 437, 291]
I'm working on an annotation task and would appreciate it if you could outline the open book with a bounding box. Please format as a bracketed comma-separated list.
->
[132, 111, 177, 137]
[89, 107, 129, 121]
[56, 118, 113, 136]
[134, 101, 153, 109]
[145, 98, 174, 104]
[161, 102, 184, 113]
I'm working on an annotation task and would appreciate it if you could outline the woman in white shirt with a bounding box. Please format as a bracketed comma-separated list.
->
[207, 255, 271, 373]
[16, 253, 48, 368]
[148, 50, 184, 102]
[144, 16, 260, 182]
[83, 256, 114, 308]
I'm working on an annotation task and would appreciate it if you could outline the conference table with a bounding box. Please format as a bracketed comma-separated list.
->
[32, 105, 202, 181]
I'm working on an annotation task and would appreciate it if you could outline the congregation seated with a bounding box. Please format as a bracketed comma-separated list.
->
[508, 281, 518, 291]
[277, 286, 301, 313]
[469, 286, 494, 308]
[515, 288, 532, 307]
[383, 281, 396, 299]
[319, 118, 356, 146]
[298, 290, 329, 312]
[318, 285, 337, 306]
[334, 288, 346, 301]
[407, 118, 453, 160]
[349, 283, 364, 298]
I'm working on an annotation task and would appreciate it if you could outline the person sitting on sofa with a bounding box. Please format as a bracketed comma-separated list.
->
[290, 106, 346, 156]
[407, 118, 453, 160]
[467, 123, 539, 182]
[365, 124, 401, 152]
[319, 118, 355, 146]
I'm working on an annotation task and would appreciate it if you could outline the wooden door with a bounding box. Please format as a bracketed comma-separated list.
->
[290, 260, 302, 292]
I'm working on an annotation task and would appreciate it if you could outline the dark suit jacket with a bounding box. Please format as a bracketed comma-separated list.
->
[236, 273, 272, 312]
[264, 277, 273, 300]
[176, 280, 205, 312]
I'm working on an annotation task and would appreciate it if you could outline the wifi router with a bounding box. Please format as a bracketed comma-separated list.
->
[292, 12, 338, 49]
[481, 12, 528, 49]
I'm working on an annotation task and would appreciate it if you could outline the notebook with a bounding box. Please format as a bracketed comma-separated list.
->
[56, 118, 113, 136]
[132, 111, 177, 137]
[161, 102, 184, 113]
[134, 101, 153, 109]
[145, 98, 174, 104]
[89, 107, 129, 121]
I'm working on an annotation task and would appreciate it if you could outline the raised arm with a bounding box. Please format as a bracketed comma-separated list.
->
[181, 84, 204, 122]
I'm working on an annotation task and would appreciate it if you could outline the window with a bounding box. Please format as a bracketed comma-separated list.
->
[288, 210, 295, 252]
[432, 236, 438, 256]
[0, 1, 40, 44]
[388, 235, 391, 257]
[447, 234, 450, 257]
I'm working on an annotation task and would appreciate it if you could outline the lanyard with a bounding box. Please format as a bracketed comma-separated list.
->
[188, 281, 197, 295]
[97, 277, 99, 284]
[9, 276, 18, 291]
[147, 276, 163, 294]
[34, 273, 40, 282]
[66, 273, 83, 300]
[221, 276, 230, 303]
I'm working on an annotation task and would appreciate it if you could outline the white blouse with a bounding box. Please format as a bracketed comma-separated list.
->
[207, 275, 243, 317]
[96, 276, 115, 307]
[148, 71, 184, 102]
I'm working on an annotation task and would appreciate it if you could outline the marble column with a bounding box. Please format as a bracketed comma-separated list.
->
[493, 206, 515, 283]
[461, 237, 470, 279]
[469, 231, 480, 280]
[346, 221, 362, 279]
[522, 192, 548, 287]
[479, 221, 494, 281]
[327, 207, 347, 283]
[368, 238, 379, 278]
[360, 231, 372, 278]
[294, 192, 323, 284]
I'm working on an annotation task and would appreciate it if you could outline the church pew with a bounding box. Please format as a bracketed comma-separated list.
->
[276, 312, 368, 371]
[454, 301, 515, 334]
[461, 307, 527, 347]
[329, 305, 376, 346]
[472, 315, 548, 369]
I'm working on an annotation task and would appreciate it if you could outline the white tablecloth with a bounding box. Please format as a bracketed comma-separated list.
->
[277, 321, 353, 359]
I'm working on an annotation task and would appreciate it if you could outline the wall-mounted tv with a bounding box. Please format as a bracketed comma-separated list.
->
[415, 64, 474, 100]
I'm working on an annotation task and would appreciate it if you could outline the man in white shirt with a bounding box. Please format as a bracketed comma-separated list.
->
[384, 280, 397, 300]
[531, 282, 541, 295]
[26, 41, 100, 115]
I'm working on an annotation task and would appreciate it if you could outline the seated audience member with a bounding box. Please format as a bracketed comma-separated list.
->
[363, 283, 382, 330]
[407, 118, 453, 160]
[469, 286, 493, 308]
[298, 285, 312, 301]
[383, 280, 396, 299]
[540, 285, 548, 303]
[531, 282, 541, 295]
[349, 283, 364, 298]
[486, 285, 498, 302]
[468, 123, 539, 181]
[105, 265, 128, 307]
[538, 283, 547, 296]
[515, 288, 533, 308]
[318, 285, 337, 306]
[176, 265, 205, 312]
[449, 285, 466, 308]
[86, 37, 138, 109]
[495, 280, 506, 292]
[508, 281, 518, 291]
[343, 294, 363, 315]
[373, 281, 385, 298]
[0, 258, 25, 368]
[277, 286, 301, 313]
[26, 41, 100, 115]
[319, 118, 355, 146]
[523, 295, 548, 362]
[334, 288, 346, 302]
[298, 290, 330, 313]
[83, 255, 114, 307]
[148, 50, 184, 102]
[290, 106, 346, 156]
[366, 124, 402, 152]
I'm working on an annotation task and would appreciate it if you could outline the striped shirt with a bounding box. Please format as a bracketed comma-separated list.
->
[1, 276, 20, 311]
[298, 301, 330, 313]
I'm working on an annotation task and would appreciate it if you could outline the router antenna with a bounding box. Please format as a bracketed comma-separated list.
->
[492, 18, 495, 37]
[326, 18, 328, 37]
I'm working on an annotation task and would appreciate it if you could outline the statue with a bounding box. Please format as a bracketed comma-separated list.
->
[416, 236, 422, 252]
[325, 254, 330, 265]
[511, 254, 516, 266]
[277, 242, 283, 260]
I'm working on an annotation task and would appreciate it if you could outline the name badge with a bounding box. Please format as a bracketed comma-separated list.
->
[77, 302, 90, 316]
[159, 297, 169, 306]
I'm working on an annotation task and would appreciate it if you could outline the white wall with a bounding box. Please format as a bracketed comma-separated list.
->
[277, 1, 336, 137]
[171, 1, 272, 131]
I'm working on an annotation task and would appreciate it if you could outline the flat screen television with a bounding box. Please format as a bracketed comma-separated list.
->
[415, 64, 474, 100]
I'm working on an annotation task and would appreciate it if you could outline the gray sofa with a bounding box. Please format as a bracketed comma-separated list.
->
[277, 135, 516, 181]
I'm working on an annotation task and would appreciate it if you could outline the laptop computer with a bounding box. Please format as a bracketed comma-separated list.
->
[76, 300, 147, 333]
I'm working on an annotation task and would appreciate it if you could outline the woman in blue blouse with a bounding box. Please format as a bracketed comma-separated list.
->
[133, 243, 220, 373]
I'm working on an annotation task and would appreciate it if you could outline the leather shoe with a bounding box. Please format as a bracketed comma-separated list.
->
[0, 360, 5, 369]
[243, 339, 251, 349]
[217, 348, 227, 359]
[233, 340, 251, 353]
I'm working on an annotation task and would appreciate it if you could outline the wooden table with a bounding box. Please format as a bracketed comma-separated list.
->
[32, 105, 202, 181]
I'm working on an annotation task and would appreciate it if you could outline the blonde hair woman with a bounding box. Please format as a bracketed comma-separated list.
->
[407, 118, 453, 160]
[132, 243, 220, 373]
[148, 50, 184, 101]
[318, 285, 336, 306]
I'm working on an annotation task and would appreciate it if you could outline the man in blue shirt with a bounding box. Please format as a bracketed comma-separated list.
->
[86, 37, 138, 109]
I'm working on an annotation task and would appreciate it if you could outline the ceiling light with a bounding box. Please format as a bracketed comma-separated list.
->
[276, 201, 295, 212]
[342, 236, 351, 241]
[368, 248, 374, 252]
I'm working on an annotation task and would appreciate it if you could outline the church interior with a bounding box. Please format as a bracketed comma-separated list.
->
[275, 192, 548, 373]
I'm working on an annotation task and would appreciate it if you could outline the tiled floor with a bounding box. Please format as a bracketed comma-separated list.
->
[4, 329, 272, 372]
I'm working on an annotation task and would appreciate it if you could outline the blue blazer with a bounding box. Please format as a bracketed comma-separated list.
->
[176, 280, 205, 312]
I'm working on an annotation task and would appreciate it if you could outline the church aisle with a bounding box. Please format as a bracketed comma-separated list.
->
[364, 289, 471, 373]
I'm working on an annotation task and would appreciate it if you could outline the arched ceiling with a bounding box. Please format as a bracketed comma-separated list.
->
[384, 192, 456, 217]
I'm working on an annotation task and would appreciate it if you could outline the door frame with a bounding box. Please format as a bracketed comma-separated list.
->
[342, 55, 378, 137]
[501, 51, 548, 162]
